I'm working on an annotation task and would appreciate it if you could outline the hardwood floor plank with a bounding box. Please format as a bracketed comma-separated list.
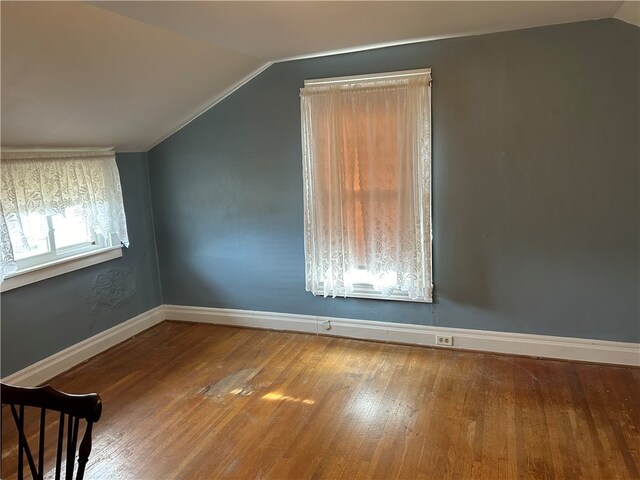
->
[2, 321, 639, 479]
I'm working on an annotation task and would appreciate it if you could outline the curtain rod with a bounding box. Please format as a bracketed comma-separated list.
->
[304, 68, 431, 86]
[0, 147, 115, 153]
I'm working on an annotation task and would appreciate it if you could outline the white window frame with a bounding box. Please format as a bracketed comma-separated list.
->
[332, 285, 426, 303]
[1, 214, 123, 293]
[15, 213, 107, 267]
[1, 246, 122, 292]
[0, 211, 122, 292]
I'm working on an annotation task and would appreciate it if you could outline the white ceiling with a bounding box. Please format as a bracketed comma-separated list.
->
[1, 1, 633, 152]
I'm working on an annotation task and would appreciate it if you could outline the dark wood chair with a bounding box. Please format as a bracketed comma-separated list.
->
[1, 383, 102, 480]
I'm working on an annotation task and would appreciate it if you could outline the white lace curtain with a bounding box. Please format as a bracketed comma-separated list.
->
[300, 71, 432, 301]
[0, 150, 129, 280]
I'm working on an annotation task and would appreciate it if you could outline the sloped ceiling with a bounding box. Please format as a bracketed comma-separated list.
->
[614, 0, 640, 26]
[1, 1, 626, 152]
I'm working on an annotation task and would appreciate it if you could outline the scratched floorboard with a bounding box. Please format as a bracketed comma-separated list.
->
[2, 321, 639, 479]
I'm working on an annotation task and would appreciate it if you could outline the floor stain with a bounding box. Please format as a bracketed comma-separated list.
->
[201, 368, 262, 402]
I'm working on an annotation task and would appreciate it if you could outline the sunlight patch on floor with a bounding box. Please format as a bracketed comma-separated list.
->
[262, 392, 315, 405]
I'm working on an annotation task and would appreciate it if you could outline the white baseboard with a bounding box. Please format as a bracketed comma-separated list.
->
[164, 304, 319, 334]
[4, 304, 637, 386]
[2, 305, 165, 387]
[164, 305, 640, 367]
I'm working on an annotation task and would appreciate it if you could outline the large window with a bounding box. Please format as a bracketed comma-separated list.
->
[0, 150, 129, 290]
[300, 69, 432, 302]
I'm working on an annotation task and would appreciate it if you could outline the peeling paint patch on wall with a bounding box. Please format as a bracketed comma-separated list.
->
[89, 267, 137, 315]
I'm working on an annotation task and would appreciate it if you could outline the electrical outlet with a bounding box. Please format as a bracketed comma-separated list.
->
[436, 335, 453, 346]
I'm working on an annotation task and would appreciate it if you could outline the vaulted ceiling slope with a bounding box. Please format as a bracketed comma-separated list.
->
[1, 1, 634, 152]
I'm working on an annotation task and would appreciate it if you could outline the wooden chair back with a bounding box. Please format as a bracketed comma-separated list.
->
[1, 383, 102, 480]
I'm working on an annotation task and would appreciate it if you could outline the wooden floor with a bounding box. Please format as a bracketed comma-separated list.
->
[2, 321, 639, 479]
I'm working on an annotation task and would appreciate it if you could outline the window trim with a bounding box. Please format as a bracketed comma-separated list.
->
[304, 68, 431, 86]
[0, 246, 123, 292]
[301, 68, 433, 303]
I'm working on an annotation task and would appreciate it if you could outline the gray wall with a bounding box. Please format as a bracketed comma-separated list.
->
[0, 153, 163, 376]
[148, 19, 639, 342]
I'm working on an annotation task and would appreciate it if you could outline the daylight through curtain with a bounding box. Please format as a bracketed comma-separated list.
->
[0, 150, 129, 280]
[300, 72, 432, 301]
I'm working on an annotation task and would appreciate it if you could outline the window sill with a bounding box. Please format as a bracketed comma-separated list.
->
[313, 286, 433, 303]
[0, 246, 123, 292]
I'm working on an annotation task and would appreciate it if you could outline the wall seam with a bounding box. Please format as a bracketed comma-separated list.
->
[143, 151, 164, 305]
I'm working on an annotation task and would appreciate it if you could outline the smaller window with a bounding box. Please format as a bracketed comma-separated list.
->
[1, 150, 129, 288]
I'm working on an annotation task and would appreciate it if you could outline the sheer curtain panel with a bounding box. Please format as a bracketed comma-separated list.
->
[300, 70, 432, 302]
[0, 150, 129, 281]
